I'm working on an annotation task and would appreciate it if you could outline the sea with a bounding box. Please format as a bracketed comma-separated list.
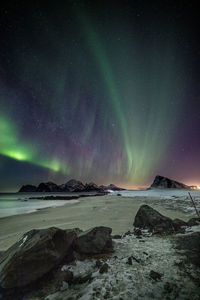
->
[0, 189, 200, 219]
[0, 192, 80, 218]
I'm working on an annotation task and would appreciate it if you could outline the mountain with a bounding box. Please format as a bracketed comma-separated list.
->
[36, 182, 60, 192]
[59, 179, 85, 192]
[18, 180, 125, 193]
[18, 185, 37, 192]
[150, 175, 190, 189]
[84, 182, 100, 192]
[99, 184, 126, 191]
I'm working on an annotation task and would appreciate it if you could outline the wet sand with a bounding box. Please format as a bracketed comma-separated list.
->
[0, 195, 189, 251]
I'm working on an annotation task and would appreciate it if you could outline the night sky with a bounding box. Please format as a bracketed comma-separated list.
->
[0, 0, 199, 192]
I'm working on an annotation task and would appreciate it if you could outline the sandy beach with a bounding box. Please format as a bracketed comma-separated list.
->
[0, 195, 189, 251]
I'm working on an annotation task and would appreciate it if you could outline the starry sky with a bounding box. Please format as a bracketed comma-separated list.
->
[0, 0, 199, 192]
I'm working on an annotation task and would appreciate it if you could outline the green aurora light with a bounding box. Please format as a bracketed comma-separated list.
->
[0, 115, 69, 174]
[0, 1, 191, 191]
[76, 9, 184, 185]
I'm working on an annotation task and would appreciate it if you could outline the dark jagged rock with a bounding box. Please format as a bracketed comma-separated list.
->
[134, 228, 142, 237]
[60, 179, 85, 192]
[18, 185, 37, 192]
[132, 256, 141, 263]
[73, 226, 113, 255]
[36, 182, 59, 192]
[55, 269, 74, 286]
[133, 205, 184, 234]
[127, 257, 133, 265]
[173, 219, 187, 232]
[0, 227, 77, 289]
[187, 217, 200, 227]
[175, 232, 200, 267]
[150, 175, 190, 189]
[95, 260, 102, 268]
[150, 270, 163, 281]
[173, 219, 187, 227]
[124, 230, 132, 236]
[73, 273, 93, 284]
[99, 263, 109, 273]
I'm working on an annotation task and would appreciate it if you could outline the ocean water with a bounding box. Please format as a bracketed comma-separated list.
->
[0, 193, 79, 218]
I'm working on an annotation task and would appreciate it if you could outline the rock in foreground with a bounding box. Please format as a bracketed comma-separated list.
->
[187, 217, 200, 227]
[175, 232, 200, 267]
[0, 226, 113, 293]
[133, 205, 184, 234]
[150, 175, 190, 189]
[74, 226, 113, 255]
[0, 227, 77, 289]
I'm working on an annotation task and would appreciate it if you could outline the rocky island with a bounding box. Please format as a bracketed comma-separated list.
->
[150, 175, 196, 189]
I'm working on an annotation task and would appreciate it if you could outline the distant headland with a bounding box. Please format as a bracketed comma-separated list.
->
[18, 175, 198, 193]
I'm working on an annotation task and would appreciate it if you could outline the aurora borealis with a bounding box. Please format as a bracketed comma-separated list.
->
[0, 1, 199, 191]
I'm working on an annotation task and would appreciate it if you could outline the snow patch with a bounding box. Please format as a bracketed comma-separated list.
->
[46, 227, 200, 300]
[110, 189, 200, 217]
[19, 235, 27, 247]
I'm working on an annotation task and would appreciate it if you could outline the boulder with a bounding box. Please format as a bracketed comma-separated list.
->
[0, 227, 77, 289]
[175, 232, 200, 267]
[36, 182, 59, 192]
[149, 270, 163, 281]
[60, 179, 85, 192]
[172, 219, 187, 232]
[173, 218, 187, 227]
[150, 175, 190, 189]
[73, 226, 113, 255]
[133, 205, 178, 234]
[18, 185, 37, 192]
[187, 217, 200, 227]
[99, 263, 109, 273]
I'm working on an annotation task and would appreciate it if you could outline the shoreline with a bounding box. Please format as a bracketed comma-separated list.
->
[0, 192, 107, 219]
[0, 195, 191, 251]
[0, 199, 81, 220]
